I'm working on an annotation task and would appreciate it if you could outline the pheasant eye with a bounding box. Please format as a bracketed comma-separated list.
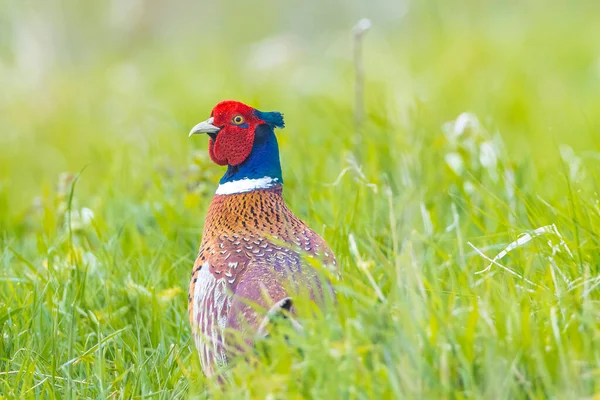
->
[232, 115, 244, 125]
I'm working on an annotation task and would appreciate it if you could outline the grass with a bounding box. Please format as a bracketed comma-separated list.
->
[2, 0, 600, 398]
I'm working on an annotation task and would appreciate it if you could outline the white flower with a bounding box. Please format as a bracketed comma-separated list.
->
[443, 112, 481, 141]
[445, 152, 464, 175]
[479, 141, 498, 169]
[80, 208, 95, 225]
[463, 181, 475, 194]
[68, 207, 95, 231]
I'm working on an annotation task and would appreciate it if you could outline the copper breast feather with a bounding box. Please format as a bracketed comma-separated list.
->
[188, 187, 336, 376]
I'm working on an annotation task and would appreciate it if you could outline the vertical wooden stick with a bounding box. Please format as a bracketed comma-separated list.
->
[352, 18, 371, 156]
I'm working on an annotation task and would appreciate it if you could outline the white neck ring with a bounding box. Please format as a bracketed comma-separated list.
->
[216, 177, 280, 195]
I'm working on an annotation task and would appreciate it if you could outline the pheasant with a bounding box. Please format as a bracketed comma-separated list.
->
[188, 100, 337, 377]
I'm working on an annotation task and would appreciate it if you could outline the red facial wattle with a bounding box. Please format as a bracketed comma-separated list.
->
[207, 101, 265, 166]
[208, 125, 256, 166]
[207, 138, 228, 166]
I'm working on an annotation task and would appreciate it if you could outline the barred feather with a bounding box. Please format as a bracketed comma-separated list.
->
[188, 187, 336, 376]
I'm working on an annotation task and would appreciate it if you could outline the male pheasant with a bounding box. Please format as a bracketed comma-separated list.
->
[188, 100, 337, 377]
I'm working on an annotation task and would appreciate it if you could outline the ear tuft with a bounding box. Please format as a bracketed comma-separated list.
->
[255, 110, 285, 129]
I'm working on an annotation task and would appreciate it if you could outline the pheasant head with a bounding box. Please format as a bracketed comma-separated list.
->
[189, 100, 285, 194]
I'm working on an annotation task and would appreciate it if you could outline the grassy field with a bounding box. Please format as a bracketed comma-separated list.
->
[2, 0, 600, 398]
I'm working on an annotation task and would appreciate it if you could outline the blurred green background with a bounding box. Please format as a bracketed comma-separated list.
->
[1, 0, 600, 214]
[2, 0, 600, 398]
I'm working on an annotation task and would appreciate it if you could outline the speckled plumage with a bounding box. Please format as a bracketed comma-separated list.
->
[187, 101, 337, 377]
[188, 187, 336, 376]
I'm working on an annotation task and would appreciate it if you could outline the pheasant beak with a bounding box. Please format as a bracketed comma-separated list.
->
[189, 117, 221, 137]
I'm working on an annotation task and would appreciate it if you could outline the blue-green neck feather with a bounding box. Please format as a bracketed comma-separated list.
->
[219, 124, 283, 185]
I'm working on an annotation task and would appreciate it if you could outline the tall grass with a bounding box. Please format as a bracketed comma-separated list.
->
[2, 0, 600, 398]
